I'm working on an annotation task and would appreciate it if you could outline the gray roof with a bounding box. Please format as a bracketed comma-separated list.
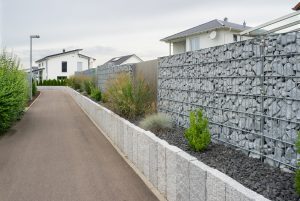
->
[161, 19, 251, 42]
[36, 49, 95, 62]
[102, 54, 142, 66]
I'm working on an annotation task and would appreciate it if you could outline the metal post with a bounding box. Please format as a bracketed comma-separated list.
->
[29, 35, 40, 100]
[29, 37, 32, 100]
[259, 37, 266, 162]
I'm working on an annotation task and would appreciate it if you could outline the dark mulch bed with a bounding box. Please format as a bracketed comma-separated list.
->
[27, 91, 41, 107]
[83, 94, 299, 201]
[150, 126, 300, 201]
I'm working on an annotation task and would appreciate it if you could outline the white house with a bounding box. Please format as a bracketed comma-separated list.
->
[161, 18, 251, 55]
[102, 54, 143, 66]
[35, 49, 95, 80]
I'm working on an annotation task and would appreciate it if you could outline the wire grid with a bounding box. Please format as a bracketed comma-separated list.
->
[157, 35, 300, 169]
[96, 64, 133, 91]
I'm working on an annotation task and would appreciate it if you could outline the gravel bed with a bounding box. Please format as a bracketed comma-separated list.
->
[87, 96, 299, 200]
[150, 126, 300, 201]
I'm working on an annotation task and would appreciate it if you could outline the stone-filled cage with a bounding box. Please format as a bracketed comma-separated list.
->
[158, 31, 300, 169]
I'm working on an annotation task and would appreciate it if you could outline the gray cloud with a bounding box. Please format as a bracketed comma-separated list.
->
[2, 0, 298, 68]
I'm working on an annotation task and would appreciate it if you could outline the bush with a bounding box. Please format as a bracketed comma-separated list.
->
[83, 80, 92, 95]
[90, 86, 102, 101]
[295, 131, 300, 195]
[0, 52, 28, 133]
[139, 113, 172, 131]
[39, 79, 67, 86]
[105, 73, 154, 120]
[67, 75, 90, 92]
[32, 80, 37, 96]
[184, 109, 211, 152]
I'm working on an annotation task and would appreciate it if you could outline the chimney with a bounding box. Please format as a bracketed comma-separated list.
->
[224, 17, 228, 22]
[243, 21, 246, 27]
[62, 49, 65, 53]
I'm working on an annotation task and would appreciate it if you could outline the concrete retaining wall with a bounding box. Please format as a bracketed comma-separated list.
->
[38, 86, 270, 201]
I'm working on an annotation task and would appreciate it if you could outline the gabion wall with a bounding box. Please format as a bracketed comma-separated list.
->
[75, 68, 96, 77]
[158, 31, 300, 169]
[96, 64, 134, 91]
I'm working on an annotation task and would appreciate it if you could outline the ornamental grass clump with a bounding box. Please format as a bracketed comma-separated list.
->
[139, 113, 172, 131]
[295, 131, 300, 195]
[67, 75, 90, 91]
[0, 51, 29, 133]
[90, 86, 102, 101]
[185, 109, 211, 152]
[105, 73, 154, 120]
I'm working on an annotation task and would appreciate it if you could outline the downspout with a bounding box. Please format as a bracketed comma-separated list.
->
[169, 42, 172, 55]
[46, 60, 48, 80]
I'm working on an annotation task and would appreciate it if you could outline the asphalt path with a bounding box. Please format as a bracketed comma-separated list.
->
[0, 90, 158, 201]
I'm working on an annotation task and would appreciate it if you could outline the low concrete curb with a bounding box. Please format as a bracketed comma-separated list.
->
[38, 86, 271, 201]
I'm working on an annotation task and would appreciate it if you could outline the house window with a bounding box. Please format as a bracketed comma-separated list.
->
[77, 62, 83, 72]
[233, 34, 238, 42]
[62, 61, 67, 72]
[189, 37, 200, 51]
[57, 76, 67, 80]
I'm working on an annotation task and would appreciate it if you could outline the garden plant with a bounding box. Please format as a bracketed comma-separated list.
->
[0, 52, 28, 133]
[139, 113, 172, 131]
[185, 109, 211, 151]
[104, 73, 154, 120]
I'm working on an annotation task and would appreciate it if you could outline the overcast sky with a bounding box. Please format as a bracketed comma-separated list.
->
[1, 0, 298, 68]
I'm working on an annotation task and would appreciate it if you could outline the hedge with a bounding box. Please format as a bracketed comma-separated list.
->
[0, 52, 29, 133]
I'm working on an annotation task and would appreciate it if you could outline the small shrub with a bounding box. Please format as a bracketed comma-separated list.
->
[32, 80, 37, 96]
[90, 86, 101, 101]
[139, 113, 172, 131]
[184, 109, 211, 152]
[105, 73, 154, 120]
[295, 131, 300, 195]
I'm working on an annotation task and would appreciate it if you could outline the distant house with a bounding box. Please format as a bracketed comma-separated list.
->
[161, 18, 251, 55]
[23, 66, 44, 82]
[35, 49, 95, 80]
[102, 54, 142, 66]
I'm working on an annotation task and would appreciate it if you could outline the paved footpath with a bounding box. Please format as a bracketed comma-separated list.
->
[0, 90, 158, 201]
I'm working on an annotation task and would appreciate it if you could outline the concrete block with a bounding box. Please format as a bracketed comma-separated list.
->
[206, 169, 226, 201]
[123, 123, 129, 156]
[137, 130, 144, 172]
[189, 160, 209, 201]
[166, 145, 182, 201]
[127, 125, 133, 162]
[132, 126, 139, 165]
[226, 184, 255, 201]
[157, 140, 169, 197]
[142, 131, 151, 179]
[176, 151, 196, 201]
[147, 131, 160, 188]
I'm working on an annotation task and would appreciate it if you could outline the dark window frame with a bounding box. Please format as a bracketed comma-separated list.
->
[62, 61, 67, 72]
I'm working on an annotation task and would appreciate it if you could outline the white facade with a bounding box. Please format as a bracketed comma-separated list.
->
[36, 50, 95, 80]
[172, 29, 248, 55]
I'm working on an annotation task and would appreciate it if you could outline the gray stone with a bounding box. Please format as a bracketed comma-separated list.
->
[285, 147, 296, 161]
[254, 138, 262, 151]
[176, 152, 196, 201]
[249, 152, 260, 159]
[189, 161, 208, 201]
[132, 128, 139, 165]
[137, 133, 144, 172]
[157, 140, 168, 196]
[166, 145, 182, 201]
[206, 170, 226, 201]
